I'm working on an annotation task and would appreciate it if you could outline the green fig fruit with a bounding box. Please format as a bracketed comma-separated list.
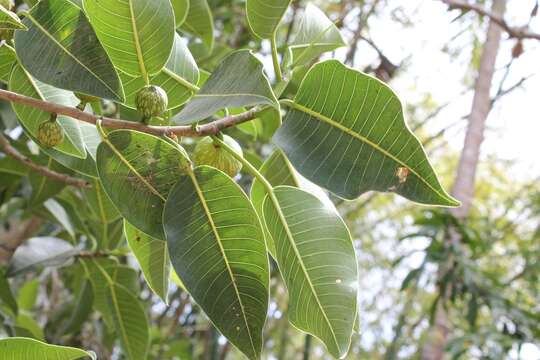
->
[193, 135, 243, 177]
[0, 0, 15, 11]
[37, 117, 64, 148]
[135, 85, 168, 120]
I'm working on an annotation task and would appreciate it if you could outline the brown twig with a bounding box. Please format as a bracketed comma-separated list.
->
[442, 0, 540, 41]
[0, 132, 91, 188]
[0, 89, 260, 137]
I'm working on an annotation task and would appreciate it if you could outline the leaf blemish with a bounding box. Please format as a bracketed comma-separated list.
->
[396, 167, 409, 184]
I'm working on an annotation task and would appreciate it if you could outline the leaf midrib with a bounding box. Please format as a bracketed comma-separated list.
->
[187, 168, 258, 359]
[103, 138, 165, 202]
[286, 101, 456, 204]
[109, 284, 135, 360]
[127, 0, 148, 82]
[25, 13, 120, 98]
[267, 189, 341, 353]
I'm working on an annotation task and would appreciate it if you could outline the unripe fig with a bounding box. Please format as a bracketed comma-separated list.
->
[193, 135, 243, 177]
[37, 116, 64, 148]
[135, 85, 168, 120]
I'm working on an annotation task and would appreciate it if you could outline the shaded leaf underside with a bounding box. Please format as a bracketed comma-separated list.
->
[275, 60, 459, 206]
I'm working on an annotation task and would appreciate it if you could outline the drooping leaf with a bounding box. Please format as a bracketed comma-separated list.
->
[83, 0, 175, 79]
[14, 0, 123, 101]
[172, 50, 279, 125]
[107, 282, 150, 360]
[124, 221, 170, 303]
[0, 337, 95, 359]
[246, 0, 291, 39]
[15, 313, 44, 340]
[80, 258, 116, 328]
[251, 149, 334, 255]
[262, 186, 358, 358]
[61, 279, 94, 335]
[96, 130, 190, 239]
[164, 166, 269, 359]
[120, 33, 199, 110]
[9, 64, 87, 158]
[171, 0, 189, 27]
[287, 4, 346, 67]
[8, 237, 78, 276]
[0, 5, 26, 30]
[0, 269, 18, 315]
[275, 60, 459, 206]
[0, 42, 16, 84]
[17, 279, 39, 311]
[181, 0, 214, 51]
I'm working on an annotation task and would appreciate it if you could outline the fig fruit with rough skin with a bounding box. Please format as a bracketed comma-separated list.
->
[0, 0, 15, 10]
[37, 117, 64, 148]
[135, 85, 168, 120]
[193, 135, 243, 177]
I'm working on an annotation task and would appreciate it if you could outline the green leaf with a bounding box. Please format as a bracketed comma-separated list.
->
[0, 42, 16, 84]
[9, 64, 87, 158]
[15, 312, 44, 340]
[29, 158, 71, 205]
[120, 33, 199, 110]
[171, 0, 189, 27]
[287, 4, 346, 67]
[172, 50, 279, 125]
[39, 146, 97, 178]
[275, 60, 459, 206]
[82, 179, 121, 226]
[0, 156, 28, 176]
[0, 5, 26, 30]
[181, 0, 214, 51]
[262, 186, 358, 358]
[0, 337, 95, 359]
[251, 149, 334, 256]
[17, 279, 39, 311]
[83, 0, 175, 80]
[61, 279, 93, 335]
[164, 166, 269, 360]
[124, 221, 170, 303]
[107, 282, 150, 360]
[246, 0, 291, 39]
[80, 258, 115, 327]
[14, 0, 123, 101]
[0, 269, 18, 315]
[96, 130, 190, 239]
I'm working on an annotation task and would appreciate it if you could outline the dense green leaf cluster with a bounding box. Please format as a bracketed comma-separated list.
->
[0, 0, 459, 359]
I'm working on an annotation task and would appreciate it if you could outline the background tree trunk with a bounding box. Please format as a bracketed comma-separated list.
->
[421, 0, 507, 359]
